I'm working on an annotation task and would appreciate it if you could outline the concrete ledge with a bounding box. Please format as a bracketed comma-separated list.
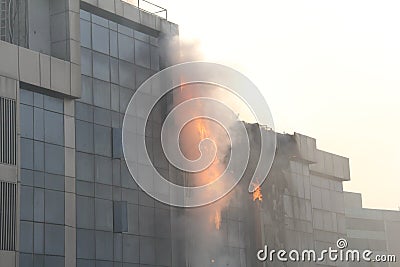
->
[0, 76, 17, 99]
[81, 0, 178, 37]
[0, 41, 18, 80]
[0, 164, 17, 183]
[0, 40, 81, 99]
[310, 150, 350, 181]
[344, 191, 363, 209]
[0, 251, 15, 266]
[294, 133, 317, 163]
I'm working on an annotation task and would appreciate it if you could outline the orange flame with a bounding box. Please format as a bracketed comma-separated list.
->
[214, 210, 221, 230]
[176, 83, 227, 231]
[253, 186, 263, 202]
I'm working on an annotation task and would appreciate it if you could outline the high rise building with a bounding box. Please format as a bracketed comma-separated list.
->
[0, 1, 398, 267]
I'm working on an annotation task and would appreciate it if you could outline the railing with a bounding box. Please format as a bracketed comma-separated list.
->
[124, 0, 168, 20]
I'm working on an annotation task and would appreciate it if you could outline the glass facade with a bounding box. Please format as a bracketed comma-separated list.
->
[75, 9, 172, 267]
[19, 89, 65, 267]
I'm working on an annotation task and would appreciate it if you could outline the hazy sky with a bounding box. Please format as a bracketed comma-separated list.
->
[148, 0, 400, 210]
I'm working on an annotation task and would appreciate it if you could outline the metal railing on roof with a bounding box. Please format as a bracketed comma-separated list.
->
[124, 0, 168, 20]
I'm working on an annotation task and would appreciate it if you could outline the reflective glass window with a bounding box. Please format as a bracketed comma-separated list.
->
[92, 24, 109, 54]
[93, 52, 110, 82]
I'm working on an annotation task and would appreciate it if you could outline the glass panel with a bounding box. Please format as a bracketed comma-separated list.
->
[34, 171, 45, 188]
[34, 254, 45, 267]
[44, 256, 64, 267]
[44, 110, 64, 145]
[95, 231, 113, 261]
[20, 89, 33, 105]
[95, 183, 112, 200]
[150, 45, 159, 71]
[43, 95, 63, 113]
[77, 259, 95, 267]
[110, 30, 118, 58]
[76, 120, 94, 153]
[20, 104, 33, 138]
[33, 188, 44, 222]
[76, 152, 94, 182]
[139, 206, 154, 236]
[80, 19, 91, 48]
[119, 87, 134, 114]
[113, 201, 128, 233]
[33, 141, 44, 172]
[122, 235, 139, 263]
[93, 79, 111, 109]
[76, 180, 95, 197]
[44, 224, 65, 256]
[93, 107, 111, 127]
[92, 14, 108, 28]
[81, 48, 93, 76]
[110, 84, 120, 112]
[21, 169, 34, 186]
[118, 34, 134, 63]
[20, 253, 33, 267]
[45, 173, 65, 191]
[80, 75, 93, 104]
[117, 24, 133, 37]
[92, 24, 109, 54]
[155, 237, 172, 266]
[44, 189, 65, 224]
[134, 30, 149, 43]
[113, 234, 122, 261]
[44, 143, 65, 175]
[94, 125, 112, 157]
[80, 9, 91, 21]
[110, 57, 119, 84]
[93, 52, 110, 82]
[33, 222, 44, 253]
[33, 107, 44, 141]
[135, 40, 150, 68]
[95, 199, 113, 231]
[109, 21, 117, 31]
[20, 185, 34, 221]
[119, 61, 135, 89]
[20, 221, 33, 253]
[33, 92, 44, 108]
[76, 102, 94, 123]
[135, 66, 153, 88]
[140, 237, 155, 265]
[76, 196, 95, 228]
[21, 138, 34, 170]
[127, 204, 138, 235]
[77, 229, 95, 259]
[95, 155, 112, 184]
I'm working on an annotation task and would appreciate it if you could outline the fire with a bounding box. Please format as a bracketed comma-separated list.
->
[198, 123, 207, 139]
[214, 210, 221, 230]
[253, 186, 263, 202]
[176, 83, 227, 231]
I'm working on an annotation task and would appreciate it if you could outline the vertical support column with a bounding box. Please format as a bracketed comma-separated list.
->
[49, 0, 81, 65]
[64, 99, 76, 267]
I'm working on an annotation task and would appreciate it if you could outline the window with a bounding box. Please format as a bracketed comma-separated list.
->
[0, 181, 17, 250]
[92, 24, 109, 54]
[0, 97, 16, 165]
[113, 201, 127, 233]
